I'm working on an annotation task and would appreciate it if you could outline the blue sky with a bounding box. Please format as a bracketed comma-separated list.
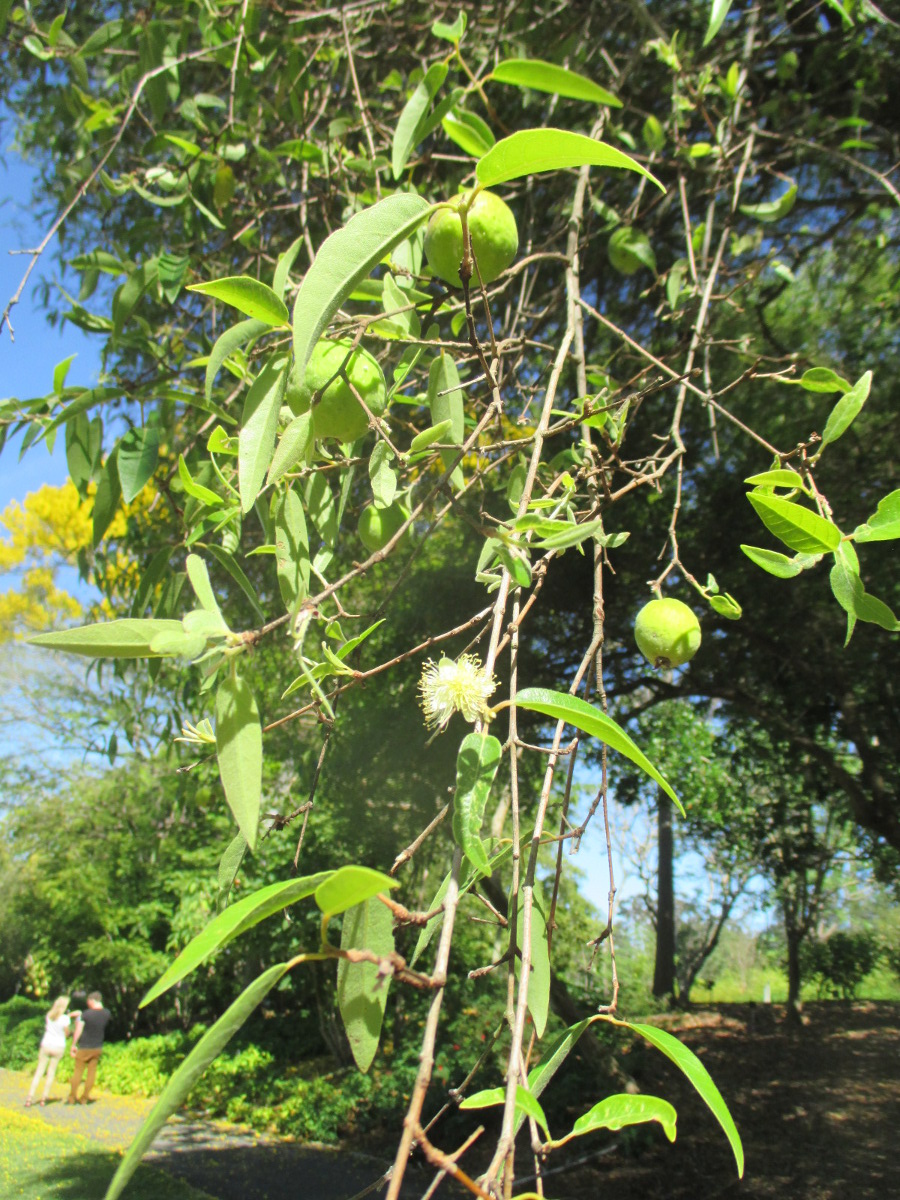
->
[1, 148, 102, 511]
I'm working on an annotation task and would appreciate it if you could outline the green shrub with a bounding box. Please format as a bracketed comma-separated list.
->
[802, 930, 879, 999]
[0, 997, 45, 1069]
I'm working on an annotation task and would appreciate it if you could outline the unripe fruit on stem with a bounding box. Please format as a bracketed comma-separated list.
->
[424, 190, 518, 287]
[358, 503, 412, 554]
[634, 598, 701, 669]
[285, 339, 387, 443]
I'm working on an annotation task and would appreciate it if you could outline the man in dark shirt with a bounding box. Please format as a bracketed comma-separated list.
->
[66, 991, 111, 1104]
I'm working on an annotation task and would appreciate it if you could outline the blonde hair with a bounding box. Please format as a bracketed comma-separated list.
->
[47, 996, 70, 1021]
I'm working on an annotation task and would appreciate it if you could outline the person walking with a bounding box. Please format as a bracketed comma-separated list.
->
[66, 991, 111, 1105]
[25, 995, 77, 1107]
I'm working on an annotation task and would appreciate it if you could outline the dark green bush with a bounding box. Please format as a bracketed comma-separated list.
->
[0, 996, 45, 1069]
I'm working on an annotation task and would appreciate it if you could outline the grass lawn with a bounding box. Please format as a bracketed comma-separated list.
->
[0, 1108, 217, 1200]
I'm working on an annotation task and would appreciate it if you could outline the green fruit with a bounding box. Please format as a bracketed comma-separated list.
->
[285, 339, 386, 442]
[358, 503, 411, 554]
[424, 190, 518, 287]
[608, 226, 656, 276]
[634, 598, 701, 669]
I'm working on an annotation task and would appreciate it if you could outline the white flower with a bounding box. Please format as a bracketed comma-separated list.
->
[418, 654, 497, 732]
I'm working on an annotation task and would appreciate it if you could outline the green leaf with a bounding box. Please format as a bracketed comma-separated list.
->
[185, 552, 223, 619]
[272, 235, 306, 302]
[178, 455, 222, 507]
[708, 592, 742, 620]
[747, 494, 842, 555]
[441, 107, 495, 158]
[92, 449, 121, 546]
[452, 733, 502, 877]
[739, 545, 806, 579]
[568, 1094, 677, 1142]
[491, 59, 621, 107]
[116, 424, 160, 503]
[369, 441, 397, 508]
[66, 412, 102, 496]
[268, 411, 314, 487]
[290, 193, 431, 387]
[625, 1021, 743, 1177]
[239, 358, 289, 513]
[515, 688, 681, 813]
[432, 12, 466, 42]
[304, 471, 339, 549]
[852, 489, 900, 543]
[216, 831, 248, 907]
[821, 370, 872, 446]
[29, 618, 185, 659]
[703, 0, 734, 46]
[743, 469, 805, 490]
[461, 1085, 550, 1137]
[188, 276, 289, 327]
[203, 543, 266, 623]
[52, 353, 76, 394]
[392, 62, 448, 179]
[515, 891, 550, 1038]
[525, 1018, 594, 1119]
[273, 484, 310, 610]
[205, 319, 269, 405]
[105, 963, 291, 1200]
[778, 367, 852, 394]
[409, 418, 454, 453]
[475, 128, 664, 191]
[215, 673, 263, 851]
[427, 351, 465, 487]
[142, 873, 330, 1006]
[315, 865, 398, 916]
[41, 386, 123, 441]
[739, 184, 798, 223]
[829, 544, 898, 639]
[337, 898, 395, 1072]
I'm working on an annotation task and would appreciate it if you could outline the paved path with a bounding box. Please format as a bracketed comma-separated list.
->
[0, 1066, 432, 1199]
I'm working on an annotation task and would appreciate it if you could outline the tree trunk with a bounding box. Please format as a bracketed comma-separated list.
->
[785, 927, 803, 1025]
[653, 786, 676, 1001]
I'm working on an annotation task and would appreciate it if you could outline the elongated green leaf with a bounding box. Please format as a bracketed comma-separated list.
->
[515, 890, 550, 1038]
[452, 733, 502, 877]
[852, 489, 900, 543]
[304, 470, 339, 549]
[747, 494, 841, 554]
[739, 545, 819, 579]
[29, 618, 184, 659]
[461, 1085, 550, 1137]
[272, 235, 306, 302]
[703, 0, 734, 46]
[368, 441, 397, 508]
[392, 62, 448, 179]
[66, 412, 102, 497]
[830, 544, 898, 640]
[267, 411, 314, 487]
[142, 872, 330, 1006]
[625, 1021, 743, 1177]
[778, 367, 851, 394]
[188, 276, 289, 327]
[409, 418, 454, 454]
[186, 552, 223, 617]
[821, 370, 872, 446]
[273, 484, 310, 610]
[515, 687, 681, 812]
[337, 898, 394, 1072]
[526, 1019, 593, 1108]
[315, 865, 398, 916]
[743, 469, 805, 490]
[239, 357, 288, 513]
[92, 448, 121, 546]
[427, 351, 464, 488]
[476, 128, 664, 191]
[290, 193, 431, 387]
[442, 107, 495, 158]
[432, 12, 466, 41]
[178, 454, 222, 507]
[568, 1094, 676, 1142]
[203, 543, 266, 623]
[105, 963, 291, 1200]
[117, 423, 160, 502]
[215, 673, 263, 851]
[41, 386, 122, 440]
[205, 318, 269, 404]
[739, 184, 797, 223]
[491, 59, 621, 107]
[216, 831, 248, 907]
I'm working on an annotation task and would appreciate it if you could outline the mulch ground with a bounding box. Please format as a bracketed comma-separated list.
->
[2, 1001, 898, 1199]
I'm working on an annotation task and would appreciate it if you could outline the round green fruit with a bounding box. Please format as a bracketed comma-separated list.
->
[358, 503, 412, 554]
[424, 190, 518, 287]
[285, 339, 386, 442]
[634, 598, 701, 670]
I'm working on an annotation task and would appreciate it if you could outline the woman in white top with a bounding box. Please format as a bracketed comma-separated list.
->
[26, 995, 77, 1107]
